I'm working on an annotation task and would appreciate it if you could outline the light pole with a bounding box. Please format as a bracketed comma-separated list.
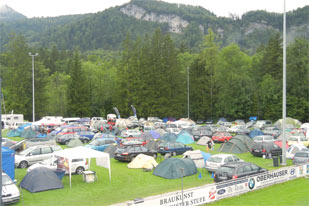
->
[281, 0, 287, 165]
[29, 53, 38, 122]
[187, 67, 190, 119]
[180, 167, 184, 206]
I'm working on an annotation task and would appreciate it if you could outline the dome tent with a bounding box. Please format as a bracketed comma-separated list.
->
[161, 133, 177, 142]
[249, 129, 264, 138]
[67, 138, 84, 148]
[218, 134, 255, 153]
[176, 131, 194, 144]
[127, 154, 158, 170]
[196, 136, 212, 146]
[153, 158, 197, 179]
[20, 167, 63, 193]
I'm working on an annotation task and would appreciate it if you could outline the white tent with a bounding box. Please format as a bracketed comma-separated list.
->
[53, 146, 111, 188]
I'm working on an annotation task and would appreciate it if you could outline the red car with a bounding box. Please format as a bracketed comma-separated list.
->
[212, 132, 232, 143]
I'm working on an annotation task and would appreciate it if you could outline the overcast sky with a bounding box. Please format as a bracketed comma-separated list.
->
[1, 0, 308, 18]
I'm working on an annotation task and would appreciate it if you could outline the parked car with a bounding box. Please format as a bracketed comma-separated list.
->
[56, 134, 90, 145]
[228, 125, 250, 134]
[287, 136, 309, 147]
[252, 135, 275, 143]
[121, 129, 142, 138]
[10, 138, 56, 152]
[77, 131, 95, 140]
[214, 162, 267, 182]
[120, 137, 147, 146]
[262, 127, 281, 138]
[2, 138, 16, 147]
[15, 145, 62, 168]
[157, 142, 193, 156]
[192, 126, 212, 141]
[286, 144, 309, 159]
[56, 126, 89, 136]
[27, 157, 89, 174]
[293, 151, 309, 165]
[2, 172, 20, 205]
[254, 120, 272, 129]
[205, 154, 243, 173]
[114, 145, 157, 162]
[211, 132, 233, 143]
[250, 142, 282, 158]
[85, 138, 118, 152]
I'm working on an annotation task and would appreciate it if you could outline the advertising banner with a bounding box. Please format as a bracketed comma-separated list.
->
[216, 178, 249, 200]
[129, 184, 217, 206]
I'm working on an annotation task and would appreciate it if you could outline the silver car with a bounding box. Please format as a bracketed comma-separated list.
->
[2, 173, 20, 205]
[15, 145, 62, 168]
[205, 154, 243, 173]
[293, 151, 309, 165]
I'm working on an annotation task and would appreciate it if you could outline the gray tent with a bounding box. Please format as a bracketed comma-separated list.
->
[153, 158, 197, 179]
[67, 138, 84, 148]
[218, 134, 255, 154]
[19, 167, 63, 193]
[145, 139, 162, 151]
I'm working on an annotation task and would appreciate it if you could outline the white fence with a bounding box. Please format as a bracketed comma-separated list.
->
[114, 164, 308, 206]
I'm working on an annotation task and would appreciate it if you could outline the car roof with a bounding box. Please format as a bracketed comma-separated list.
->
[211, 154, 235, 158]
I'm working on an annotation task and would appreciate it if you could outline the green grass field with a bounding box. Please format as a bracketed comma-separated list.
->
[3, 129, 307, 206]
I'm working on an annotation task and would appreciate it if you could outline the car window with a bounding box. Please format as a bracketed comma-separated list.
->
[41, 147, 52, 154]
[208, 157, 222, 163]
[292, 148, 299, 154]
[140, 147, 147, 152]
[233, 156, 240, 161]
[224, 158, 229, 163]
[236, 167, 244, 174]
[251, 164, 260, 172]
[73, 128, 81, 132]
[31, 148, 41, 155]
[295, 153, 309, 158]
[227, 156, 234, 162]
[243, 165, 252, 172]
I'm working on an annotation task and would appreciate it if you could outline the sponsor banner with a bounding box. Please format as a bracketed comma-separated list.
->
[248, 168, 289, 191]
[128, 184, 217, 206]
[288, 166, 297, 180]
[216, 178, 249, 200]
[306, 164, 309, 175]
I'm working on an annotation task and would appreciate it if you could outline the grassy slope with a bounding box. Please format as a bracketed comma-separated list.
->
[2, 129, 306, 206]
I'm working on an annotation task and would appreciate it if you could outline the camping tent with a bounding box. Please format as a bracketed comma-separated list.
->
[21, 129, 37, 138]
[2, 147, 15, 180]
[153, 158, 197, 179]
[149, 130, 161, 139]
[53, 146, 111, 188]
[161, 133, 177, 142]
[19, 167, 63, 193]
[127, 154, 158, 170]
[274, 117, 302, 128]
[182, 150, 210, 168]
[176, 132, 194, 144]
[155, 128, 166, 137]
[67, 139, 84, 148]
[196, 136, 212, 146]
[249, 129, 264, 138]
[145, 139, 162, 151]
[218, 134, 255, 153]
[6, 129, 21, 137]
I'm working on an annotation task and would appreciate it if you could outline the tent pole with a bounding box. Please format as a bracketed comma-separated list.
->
[69, 159, 72, 188]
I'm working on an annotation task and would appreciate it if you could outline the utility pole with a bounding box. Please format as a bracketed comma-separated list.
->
[29, 53, 38, 122]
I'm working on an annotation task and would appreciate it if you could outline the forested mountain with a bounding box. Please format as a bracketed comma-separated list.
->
[0, 5, 26, 22]
[0, 1, 308, 53]
[0, 1, 308, 123]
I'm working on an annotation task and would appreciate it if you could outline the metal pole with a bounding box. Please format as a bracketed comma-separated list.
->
[0, 78, 3, 206]
[29, 53, 38, 122]
[282, 0, 287, 165]
[187, 67, 189, 119]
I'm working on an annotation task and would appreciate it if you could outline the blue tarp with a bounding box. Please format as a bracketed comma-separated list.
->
[2, 147, 15, 180]
[249, 129, 264, 138]
[17, 123, 32, 132]
[218, 117, 227, 122]
[249, 116, 258, 121]
[176, 132, 194, 144]
[36, 133, 47, 138]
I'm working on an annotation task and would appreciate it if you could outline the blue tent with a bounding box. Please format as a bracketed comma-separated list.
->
[2, 147, 15, 180]
[161, 133, 177, 142]
[218, 117, 227, 122]
[36, 133, 47, 138]
[6, 129, 21, 137]
[249, 129, 264, 138]
[201, 151, 211, 164]
[176, 132, 194, 144]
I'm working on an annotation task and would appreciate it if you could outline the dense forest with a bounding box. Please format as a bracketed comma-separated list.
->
[0, 1, 308, 123]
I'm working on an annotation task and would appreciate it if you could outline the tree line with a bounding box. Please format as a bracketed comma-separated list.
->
[0, 29, 308, 122]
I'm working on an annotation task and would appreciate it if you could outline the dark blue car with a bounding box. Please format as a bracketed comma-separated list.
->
[158, 142, 193, 156]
